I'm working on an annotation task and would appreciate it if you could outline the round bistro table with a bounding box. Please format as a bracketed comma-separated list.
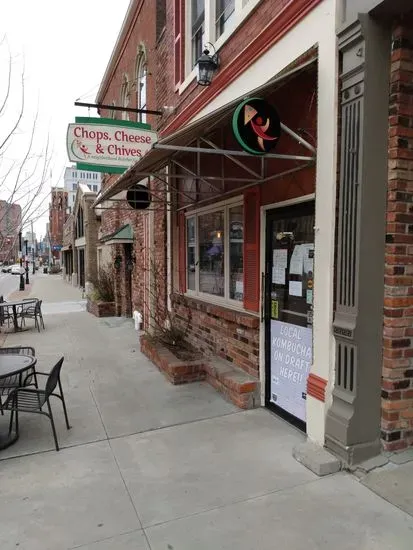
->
[0, 299, 37, 333]
[0, 354, 37, 449]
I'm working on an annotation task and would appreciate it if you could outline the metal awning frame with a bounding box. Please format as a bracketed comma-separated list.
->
[93, 54, 318, 207]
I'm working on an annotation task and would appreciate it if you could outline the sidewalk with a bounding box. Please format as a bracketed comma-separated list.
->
[0, 276, 412, 549]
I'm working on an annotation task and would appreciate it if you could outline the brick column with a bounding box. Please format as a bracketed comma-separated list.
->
[382, 21, 413, 451]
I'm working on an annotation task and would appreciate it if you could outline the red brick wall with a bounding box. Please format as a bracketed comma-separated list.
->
[156, 0, 321, 133]
[49, 189, 68, 260]
[167, 59, 316, 377]
[96, 0, 167, 320]
[382, 20, 413, 451]
[174, 295, 260, 377]
[0, 201, 21, 262]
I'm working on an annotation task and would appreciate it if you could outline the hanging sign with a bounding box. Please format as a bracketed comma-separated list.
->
[66, 117, 158, 174]
[232, 98, 281, 155]
[270, 320, 312, 422]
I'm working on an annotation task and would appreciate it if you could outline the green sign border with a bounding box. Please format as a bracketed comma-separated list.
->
[232, 97, 267, 156]
[74, 116, 151, 130]
[72, 116, 153, 173]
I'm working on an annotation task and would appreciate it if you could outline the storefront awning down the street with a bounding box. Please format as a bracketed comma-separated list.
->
[101, 224, 133, 245]
[93, 54, 318, 208]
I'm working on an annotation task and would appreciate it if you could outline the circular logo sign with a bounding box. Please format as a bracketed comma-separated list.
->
[232, 98, 281, 155]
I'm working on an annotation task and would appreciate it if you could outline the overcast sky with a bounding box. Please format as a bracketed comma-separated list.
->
[1, 0, 131, 238]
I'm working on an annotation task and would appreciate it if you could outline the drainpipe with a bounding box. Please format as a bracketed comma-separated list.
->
[166, 165, 172, 313]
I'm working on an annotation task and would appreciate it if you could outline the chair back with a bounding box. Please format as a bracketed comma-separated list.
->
[45, 357, 64, 397]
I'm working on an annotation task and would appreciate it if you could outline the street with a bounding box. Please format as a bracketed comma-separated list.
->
[0, 272, 23, 300]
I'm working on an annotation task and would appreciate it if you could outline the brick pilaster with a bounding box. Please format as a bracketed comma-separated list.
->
[382, 19, 413, 451]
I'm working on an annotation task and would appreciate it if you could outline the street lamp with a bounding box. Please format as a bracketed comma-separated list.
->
[24, 239, 29, 285]
[18, 231, 25, 291]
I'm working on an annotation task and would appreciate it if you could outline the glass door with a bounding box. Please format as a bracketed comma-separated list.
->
[265, 201, 315, 430]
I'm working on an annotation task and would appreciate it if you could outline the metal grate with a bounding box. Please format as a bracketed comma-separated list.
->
[336, 341, 357, 393]
[338, 96, 361, 308]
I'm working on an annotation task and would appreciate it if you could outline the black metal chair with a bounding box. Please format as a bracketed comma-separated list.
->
[0, 298, 13, 330]
[20, 299, 45, 332]
[0, 346, 37, 415]
[3, 357, 70, 451]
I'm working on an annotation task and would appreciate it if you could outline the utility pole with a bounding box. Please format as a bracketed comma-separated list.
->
[18, 230, 25, 291]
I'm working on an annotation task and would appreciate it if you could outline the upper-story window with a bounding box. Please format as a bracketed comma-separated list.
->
[110, 100, 117, 120]
[179, 0, 261, 83]
[76, 206, 84, 238]
[136, 46, 147, 124]
[72, 183, 78, 191]
[191, 0, 205, 67]
[216, 0, 235, 38]
[120, 75, 130, 121]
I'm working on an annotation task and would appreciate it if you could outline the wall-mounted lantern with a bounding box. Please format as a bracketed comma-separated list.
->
[114, 255, 122, 270]
[196, 44, 219, 87]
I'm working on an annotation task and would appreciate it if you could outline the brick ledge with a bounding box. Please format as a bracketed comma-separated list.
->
[140, 334, 259, 408]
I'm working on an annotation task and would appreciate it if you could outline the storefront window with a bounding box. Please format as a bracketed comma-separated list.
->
[185, 201, 244, 304]
[187, 217, 196, 290]
[199, 211, 224, 297]
[229, 205, 243, 301]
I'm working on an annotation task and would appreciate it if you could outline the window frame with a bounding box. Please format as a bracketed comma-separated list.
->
[120, 74, 130, 121]
[135, 46, 148, 123]
[181, 0, 262, 93]
[184, 195, 245, 309]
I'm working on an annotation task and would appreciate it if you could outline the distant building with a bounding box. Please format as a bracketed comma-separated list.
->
[64, 166, 102, 213]
[49, 187, 68, 262]
[0, 200, 22, 263]
[24, 231, 37, 258]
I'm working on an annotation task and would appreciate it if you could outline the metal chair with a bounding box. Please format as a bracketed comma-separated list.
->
[0, 297, 13, 330]
[3, 357, 70, 451]
[20, 299, 45, 332]
[0, 347, 37, 415]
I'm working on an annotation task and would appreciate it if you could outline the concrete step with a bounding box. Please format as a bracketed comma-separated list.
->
[204, 357, 259, 409]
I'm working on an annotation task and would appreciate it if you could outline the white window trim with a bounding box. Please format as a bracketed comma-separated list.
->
[184, 195, 246, 311]
[180, 0, 263, 94]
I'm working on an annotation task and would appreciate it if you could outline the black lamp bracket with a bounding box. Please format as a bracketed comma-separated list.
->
[203, 43, 219, 68]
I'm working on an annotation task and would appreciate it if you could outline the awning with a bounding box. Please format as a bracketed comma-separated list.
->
[61, 245, 72, 252]
[101, 224, 133, 245]
[94, 53, 318, 206]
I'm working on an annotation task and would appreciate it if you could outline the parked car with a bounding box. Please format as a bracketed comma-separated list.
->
[1, 264, 13, 273]
[11, 264, 25, 275]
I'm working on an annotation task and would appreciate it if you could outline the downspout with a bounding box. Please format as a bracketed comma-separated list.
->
[166, 165, 172, 313]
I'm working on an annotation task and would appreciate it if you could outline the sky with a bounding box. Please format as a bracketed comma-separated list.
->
[0, 0, 131, 239]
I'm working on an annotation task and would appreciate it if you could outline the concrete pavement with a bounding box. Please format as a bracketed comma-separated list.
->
[0, 275, 413, 549]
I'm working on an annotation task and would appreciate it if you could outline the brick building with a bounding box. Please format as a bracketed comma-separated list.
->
[95, 0, 413, 465]
[94, 0, 161, 320]
[62, 184, 100, 291]
[97, 0, 338, 456]
[0, 200, 21, 263]
[49, 187, 68, 263]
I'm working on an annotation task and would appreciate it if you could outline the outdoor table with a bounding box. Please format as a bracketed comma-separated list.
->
[0, 354, 37, 449]
[0, 299, 37, 332]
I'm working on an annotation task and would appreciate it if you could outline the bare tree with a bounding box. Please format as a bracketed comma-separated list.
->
[0, 37, 54, 261]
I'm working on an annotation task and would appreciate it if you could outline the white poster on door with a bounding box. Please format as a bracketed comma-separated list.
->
[270, 320, 313, 422]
